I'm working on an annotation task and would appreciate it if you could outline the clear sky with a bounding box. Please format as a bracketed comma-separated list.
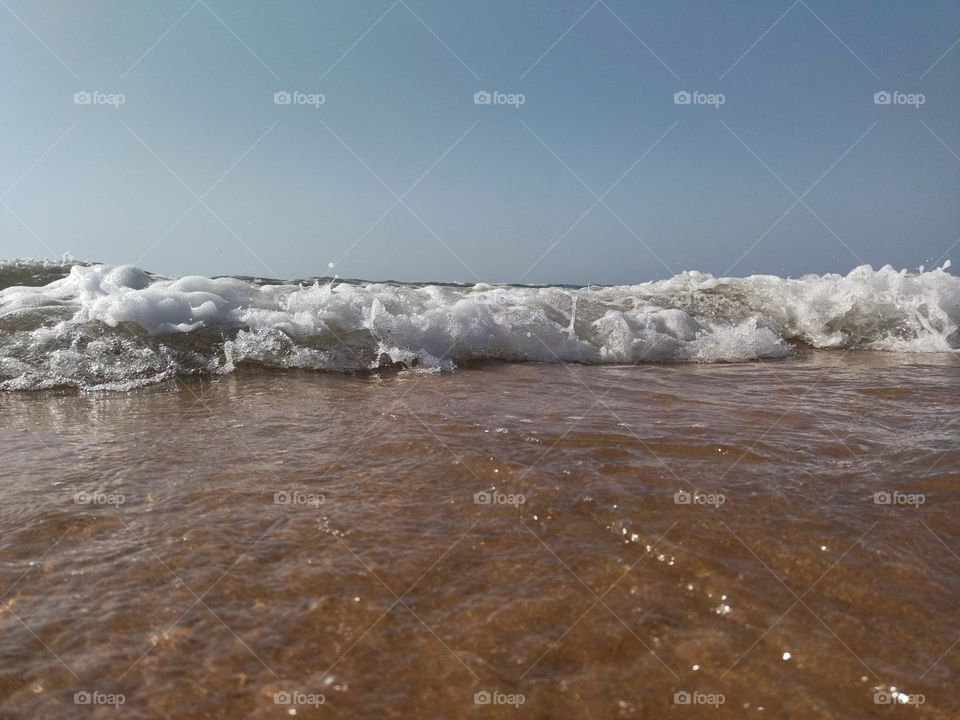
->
[2, 0, 959, 284]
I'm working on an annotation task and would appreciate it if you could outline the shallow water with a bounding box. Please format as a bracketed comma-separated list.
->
[1, 352, 958, 718]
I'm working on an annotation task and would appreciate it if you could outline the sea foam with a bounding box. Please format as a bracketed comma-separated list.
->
[0, 261, 956, 389]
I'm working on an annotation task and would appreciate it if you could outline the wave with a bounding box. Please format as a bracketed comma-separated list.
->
[0, 259, 956, 390]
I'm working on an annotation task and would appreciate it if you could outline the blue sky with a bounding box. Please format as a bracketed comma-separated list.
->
[2, 0, 959, 284]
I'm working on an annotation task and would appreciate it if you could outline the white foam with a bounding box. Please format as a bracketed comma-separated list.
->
[0, 262, 956, 389]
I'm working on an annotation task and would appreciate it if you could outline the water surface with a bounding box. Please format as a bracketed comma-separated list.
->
[1, 353, 957, 718]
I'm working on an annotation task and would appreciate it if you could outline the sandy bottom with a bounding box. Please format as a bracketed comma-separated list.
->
[0, 351, 958, 718]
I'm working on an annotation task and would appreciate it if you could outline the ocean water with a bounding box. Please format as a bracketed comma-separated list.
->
[0, 261, 958, 719]
[0, 259, 956, 390]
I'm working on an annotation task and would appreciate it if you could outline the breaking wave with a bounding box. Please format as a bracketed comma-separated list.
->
[0, 259, 956, 390]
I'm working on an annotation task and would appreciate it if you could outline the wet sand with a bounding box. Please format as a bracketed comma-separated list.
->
[0, 352, 958, 718]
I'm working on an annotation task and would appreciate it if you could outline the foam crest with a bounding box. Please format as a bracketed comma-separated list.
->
[0, 261, 956, 389]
